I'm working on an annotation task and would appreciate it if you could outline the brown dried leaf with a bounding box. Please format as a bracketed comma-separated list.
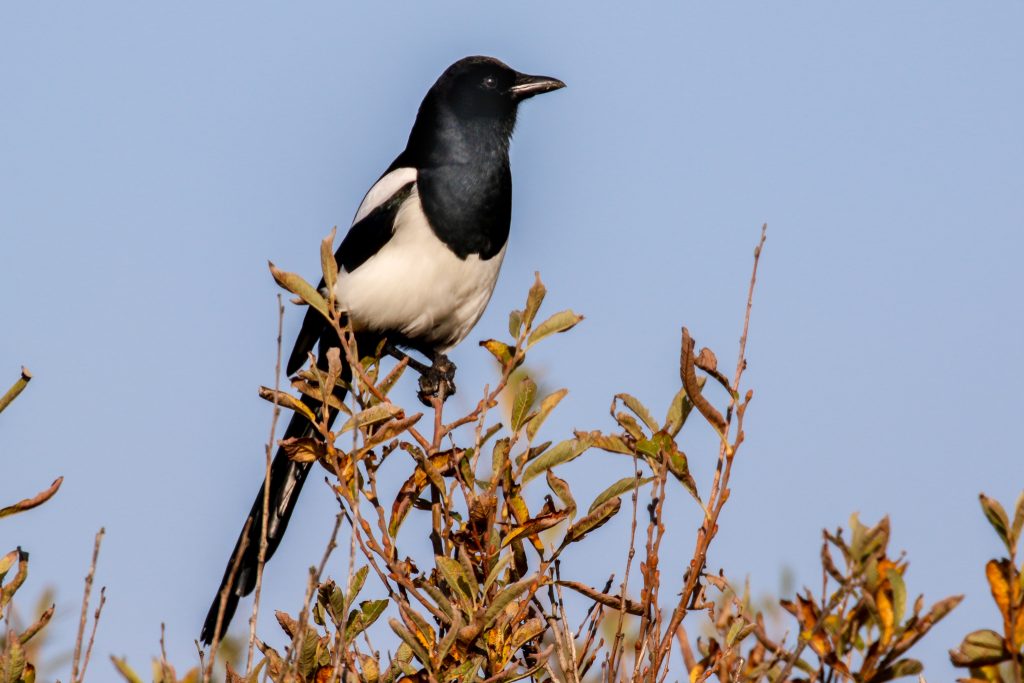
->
[562, 497, 620, 546]
[500, 509, 569, 548]
[279, 437, 326, 464]
[0, 477, 63, 519]
[680, 328, 727, 434]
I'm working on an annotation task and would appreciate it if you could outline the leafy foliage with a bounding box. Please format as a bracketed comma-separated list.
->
[949, 492, 1024, 682]
[1, 368, 59, 683]
[9, 227, 1018, 683]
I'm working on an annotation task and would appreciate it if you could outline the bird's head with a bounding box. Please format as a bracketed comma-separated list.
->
[408, 56, 564, 164]
[434, 56, 565, 120]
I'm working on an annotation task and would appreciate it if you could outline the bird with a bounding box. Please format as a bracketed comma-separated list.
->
[200, 55, 565, 645]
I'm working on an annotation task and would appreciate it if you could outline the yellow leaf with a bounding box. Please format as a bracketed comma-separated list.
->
[986, 559, 1012, 633]
[877, 587, 895, 644]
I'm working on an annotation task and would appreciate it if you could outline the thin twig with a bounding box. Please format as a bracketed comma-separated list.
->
[204, 519, 252, 683]
[284, 510, 345, 677]
[653, 225, 767, 679]
[160, 622, 172, 682]
[247, 294, 286, 674]
[79, 586, 106, 683]
[70, 527, 104, 683]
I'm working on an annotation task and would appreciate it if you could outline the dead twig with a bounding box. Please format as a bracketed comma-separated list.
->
[79, 586, 107, 682]
[203, 518, 252, 683]
[246, 294, 286, 674]
[70, 527, 105, 683]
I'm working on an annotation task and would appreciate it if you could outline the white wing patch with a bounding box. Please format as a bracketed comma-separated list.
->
[336, 183, 506, 351]
[352, 167, 418, 225]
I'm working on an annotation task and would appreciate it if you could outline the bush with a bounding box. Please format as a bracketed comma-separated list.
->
[5, 227, 1023, 683]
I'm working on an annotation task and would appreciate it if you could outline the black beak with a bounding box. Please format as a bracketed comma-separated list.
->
[509, 72, 566, 101]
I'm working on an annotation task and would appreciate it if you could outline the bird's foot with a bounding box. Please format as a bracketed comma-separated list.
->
[418, 354, 457, 406]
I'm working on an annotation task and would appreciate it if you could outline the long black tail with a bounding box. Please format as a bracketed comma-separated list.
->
[201, 330, 360, 646]
[200, 402, 318, 645]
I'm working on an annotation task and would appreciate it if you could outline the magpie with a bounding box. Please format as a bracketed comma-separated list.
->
[200, 56, 564, 645]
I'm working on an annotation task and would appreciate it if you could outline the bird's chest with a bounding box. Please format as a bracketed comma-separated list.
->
[334, 185, 506, 350]
[417, 163, 511, 260]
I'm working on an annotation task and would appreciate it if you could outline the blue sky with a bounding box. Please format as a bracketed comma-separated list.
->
[2, 2, 1022, 680]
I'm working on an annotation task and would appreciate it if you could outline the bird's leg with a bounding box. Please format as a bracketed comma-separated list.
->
[384, 343, 432, 375]
[416, 350, 457, 407]
[382, 344, 457, 406]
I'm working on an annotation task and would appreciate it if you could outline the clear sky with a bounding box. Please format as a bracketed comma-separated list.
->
[2, 2, 1022, 681]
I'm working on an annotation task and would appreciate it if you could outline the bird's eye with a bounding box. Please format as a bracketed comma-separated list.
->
[482, 75, 498, 90]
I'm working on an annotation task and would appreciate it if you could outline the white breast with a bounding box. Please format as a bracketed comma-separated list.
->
[335, 183, 506, 351]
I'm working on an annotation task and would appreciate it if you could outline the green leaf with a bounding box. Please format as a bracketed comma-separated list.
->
[340, 403, 402, 434]
[949, 628, 1012, 667]
[526, 388, 568, 442]
[388, 619, 433, 673]
[258, 386, 319, 425]
[268, 262, 330, 320]
[436, 556, 476, 609]
[522, 437, 592, 484]
[508, 310, 523, 339]
[434, 610, 463, 666]
[491, 438, 511, 481]
[587, 431, 633, 455]
[511, 377, 537, 432]
[522, 273, 546, 329]
[482, 553, 514, 594]
[563, 497, 621, 546]
[615, 412, 645, 440]
[664, 379, 704, 438]
[527, 310, 583, 348]
[979, 493, 1012, 551]
[320, 227, 338, 293]
[345, 599, 389, 640]
[617, 394, 659, 432]
[588, 476, 653, 514]
[481, 578, 533, 630]
[0, 638, 26, 683]
[514, 441, 551, 468]
[347, 566, 369, 604]
[875, 658, 922, 682]
[445, 656, 482, 683]
[665, 443, 700, 502]
[1012, 489, 1024, 549]
[885, 569, 906, 626]
[546, 470, 577, 519]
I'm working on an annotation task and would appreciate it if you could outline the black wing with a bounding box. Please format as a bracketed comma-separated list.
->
[285, 178, 416, 375]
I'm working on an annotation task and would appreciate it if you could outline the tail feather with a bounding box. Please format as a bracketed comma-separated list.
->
[200, 407, 317, 645]
[201, 330, 361, 646]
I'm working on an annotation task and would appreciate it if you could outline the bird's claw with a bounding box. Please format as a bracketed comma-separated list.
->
[417, 355, 457, 406]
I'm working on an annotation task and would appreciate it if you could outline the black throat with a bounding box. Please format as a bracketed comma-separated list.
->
[396, 95, 516, 261]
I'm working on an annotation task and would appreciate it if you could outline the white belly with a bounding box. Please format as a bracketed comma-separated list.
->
[334, 184, 506, 351]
